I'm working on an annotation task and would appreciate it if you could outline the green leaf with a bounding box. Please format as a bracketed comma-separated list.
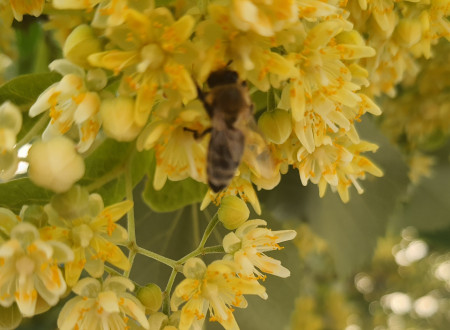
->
[0, 72, 61, 107]
[0, 178, 53, 214]
[142, 153, 208, 213]
[399, 162, 450, 231]
[0, 304, 22, 330]
[80, 139, 152, 205]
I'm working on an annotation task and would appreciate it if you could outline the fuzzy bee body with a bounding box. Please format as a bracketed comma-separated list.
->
[197, 69, 254, 192]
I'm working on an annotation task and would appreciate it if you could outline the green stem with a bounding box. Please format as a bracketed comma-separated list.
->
[177, 244, 224, 265]
[16, 115, 49, 149]
[162, 269, 178, 314]
[125, 159, 136, 243]
[104, 265, 122, 277]
[136, 246, 177, 268]
[198, 213, 219, 249]
[85, 164, 125, 192]
[123, 250, 136, 278]
[267, 88, 276, 112]
[192, 204, 200, 247]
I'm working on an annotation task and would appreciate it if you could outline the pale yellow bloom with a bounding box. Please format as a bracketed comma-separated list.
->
[9, 0, 44, 21]
[147, 311, 180, 330]
[89, 7, 197, 126]
[223, 219, 297, 278]
[40, 186, 131, 286]
[0, 221, 73, 317]
[171, 258, 267, 330]
[279, 19, 378, 152]
[29, 60, 105, 152]
[137, 100, 209, 190]
[58, 276, 149, 330]
[230, 0, 298, 37]
[296, 135, 383, 202]
[194, 4, 296, 90]
[218, 195, 250, 230]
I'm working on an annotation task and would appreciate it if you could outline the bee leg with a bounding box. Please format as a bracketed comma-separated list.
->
[184, 127, 212, 141]
[196, 84, 214, 117]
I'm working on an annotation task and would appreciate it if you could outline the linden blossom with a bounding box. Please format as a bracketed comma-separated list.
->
[171, 258, 267, 330]
[0, 221, 73, 317]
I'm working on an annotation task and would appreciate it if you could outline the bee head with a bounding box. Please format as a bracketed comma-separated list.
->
[207, 69, 239, 88]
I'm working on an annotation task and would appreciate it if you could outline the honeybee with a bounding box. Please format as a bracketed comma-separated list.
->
[192, 68, 274, 192]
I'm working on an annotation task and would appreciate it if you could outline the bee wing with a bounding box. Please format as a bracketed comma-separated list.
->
[240, 118, 276, 179]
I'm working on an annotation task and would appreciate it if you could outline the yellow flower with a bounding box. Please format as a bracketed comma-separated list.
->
[29, 60, 105, 152]
[296, 135, 383, 202]
[279, 19, 378, 152]
[88, 7, 197, 126]
[40, 186, 131, 286]
[0, 221, 73, 317]
[223, 219, 297, 278]
[194, 4, 296, 89]
[229, 0, 298, 37]
[171, 258, 267, 330]
[58, 276, 149, 330]
[137, 100, 209, 190]
[9, 0, 44, 21]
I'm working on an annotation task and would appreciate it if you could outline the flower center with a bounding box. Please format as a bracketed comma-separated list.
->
[16, 255, 35, 276]
[72, 224, 94, 248]
[138, 44, 165, 72]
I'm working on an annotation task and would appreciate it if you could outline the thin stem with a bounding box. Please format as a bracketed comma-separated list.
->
[267, 88, 276, 112]
[162, 269, 178, 315]
[125, 160, 136, 243]
[136, 246, 177, 268]
[192, 204, 200, 247]
[85, 164, 125, 192]
[123, 250, 136, 278]
[198, 213, 219, 249]
[16, 115, 49, 149]
[203, 209, 222, 244]
[177, 244, 224, 265]
[104, 265, 122, 277]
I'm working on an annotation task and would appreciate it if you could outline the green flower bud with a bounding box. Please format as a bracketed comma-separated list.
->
[0, 102, 22, 135]
[63, 25, 102, 68]
[50, 185, 91, 220]
[101, 97, 143, 142]
[258, 109, 292, 144]
[28, 137, 85, 193]
[20, 205, 48, 228]
[0, 150, 18, 181]
[137, 283, 163, 313]
[183, 258, 206, 279]
[218, 195, 249, 230]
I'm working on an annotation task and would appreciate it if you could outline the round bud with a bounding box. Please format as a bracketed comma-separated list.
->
[0, 150, 18, 181]
[137, 283, 163, 313]
[0, 102, 22, 135]
[20, 205, 48, 228]
[28, 137, 85, 193]
[258, 109, 292, 144]
[63, 25, 102, 68]
[218, 195, 249, 230]
[183, 258, 207, 279]
[101, 97, 143, 142]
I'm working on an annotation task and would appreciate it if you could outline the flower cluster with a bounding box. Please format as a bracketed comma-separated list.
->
[172, 197, 297, 330]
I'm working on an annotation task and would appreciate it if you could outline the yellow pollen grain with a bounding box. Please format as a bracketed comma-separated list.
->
[97, 307, 104, 314]
[71, 93, 86, 105]
[81, 119, 100, 142]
